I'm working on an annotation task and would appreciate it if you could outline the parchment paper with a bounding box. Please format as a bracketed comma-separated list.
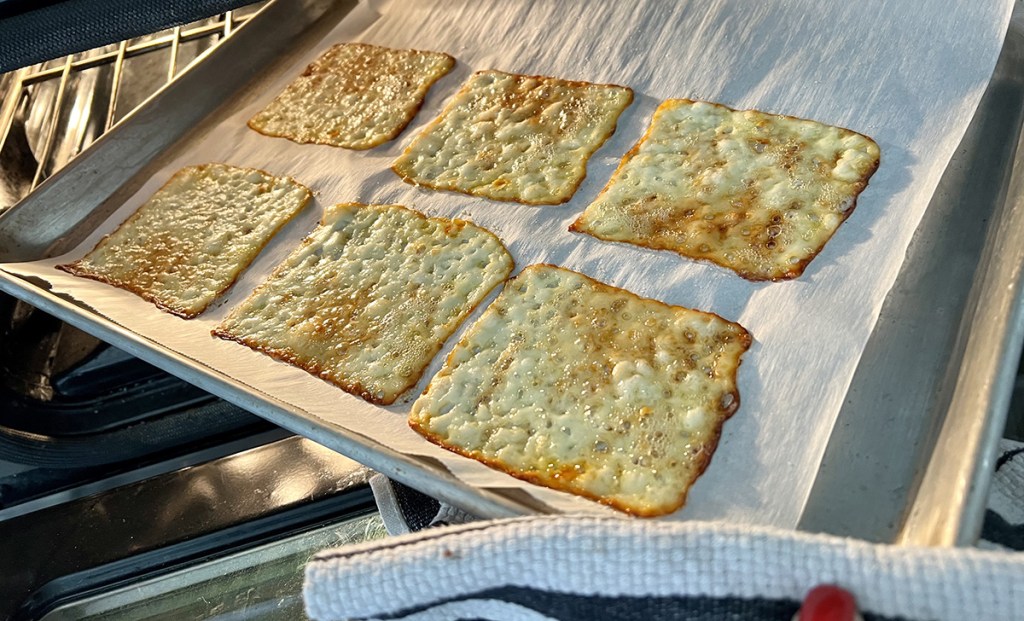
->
[3, 0, 1013, 527]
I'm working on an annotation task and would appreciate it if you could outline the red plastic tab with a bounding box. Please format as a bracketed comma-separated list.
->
[795, 584, 860, 621]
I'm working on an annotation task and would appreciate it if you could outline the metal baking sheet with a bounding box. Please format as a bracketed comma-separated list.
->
[0, 0, 1018, 541]
[801, 17, 1024, 545]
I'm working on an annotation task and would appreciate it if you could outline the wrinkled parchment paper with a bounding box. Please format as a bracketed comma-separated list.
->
[3, 0, 1013, 526]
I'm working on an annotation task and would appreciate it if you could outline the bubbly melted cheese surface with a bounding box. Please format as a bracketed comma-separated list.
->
[214, 203, 513, 405]
[249, 43, 454, 150]
[392, 70, 633, 204]
[571, 99, 880, 280]
[59, 163, 311, 318]
[410, 265, 751, 516]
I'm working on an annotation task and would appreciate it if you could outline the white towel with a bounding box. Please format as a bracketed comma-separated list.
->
[308, 438, 1024, 620]
[304, 514, 1024, 621]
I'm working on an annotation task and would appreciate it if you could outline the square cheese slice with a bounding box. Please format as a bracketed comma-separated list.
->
[213, 203, 514, 405]
[571, 99, 880, 281]
[392, 70, 633, 205]
[58, 163, 312, 318]
[409, 264, 751, 516]
[248, 43, 455, 150]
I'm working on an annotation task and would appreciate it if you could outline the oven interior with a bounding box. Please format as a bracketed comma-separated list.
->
[0, 7, 383, 619]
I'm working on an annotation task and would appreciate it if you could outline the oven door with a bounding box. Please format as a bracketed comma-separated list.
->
[36, 512, 386, 621]
[0, 435, 379, 620]
[0, 6, 382, 618]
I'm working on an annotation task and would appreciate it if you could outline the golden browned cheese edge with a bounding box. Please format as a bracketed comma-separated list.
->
[247, 43, 456, 150]
[56, 163, 313, 319]
[391, 70, 635, 206]
[569, 98, 882, 281]
[211, 202, 515, 405]
[409, 263, 752, 516]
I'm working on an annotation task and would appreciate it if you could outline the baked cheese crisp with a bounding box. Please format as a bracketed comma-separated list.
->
[213, 203, 513, 405]
[410, 264, 751, 516]
[248, 43, 455, 149]
[58, 163, 311, 318]
[392, 70, 633, 205]
[571, 99, 880, 280]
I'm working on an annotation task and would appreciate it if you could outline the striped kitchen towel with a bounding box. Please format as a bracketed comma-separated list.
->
[305, 514, 1024, 621]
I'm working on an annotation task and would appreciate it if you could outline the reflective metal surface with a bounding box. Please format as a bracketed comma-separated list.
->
[0, 8, 263, 213]
[0, 435, 371, 620]
[799, 19, 1024, 545]
[40, 513, 386, 621]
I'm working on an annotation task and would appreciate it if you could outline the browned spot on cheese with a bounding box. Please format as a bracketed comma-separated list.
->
[249, 43, 454, 150]
[571, 99, 880, 281]
[213, 203, 513, 405]
[392, 70, 633, 205]
[58, 163, 311, 318]
[409, 265, 751, 516]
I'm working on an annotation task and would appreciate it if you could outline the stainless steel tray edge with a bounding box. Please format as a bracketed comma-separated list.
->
[0, 270, 529, 519]
[798, 20, 1024, 545]
[898, 78, 1024, 546]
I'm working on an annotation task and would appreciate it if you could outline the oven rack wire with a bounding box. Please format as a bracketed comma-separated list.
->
[0, 4, 266, 211]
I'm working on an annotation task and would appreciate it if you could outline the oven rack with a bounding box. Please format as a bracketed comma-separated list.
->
[0, 5, 265, 210]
